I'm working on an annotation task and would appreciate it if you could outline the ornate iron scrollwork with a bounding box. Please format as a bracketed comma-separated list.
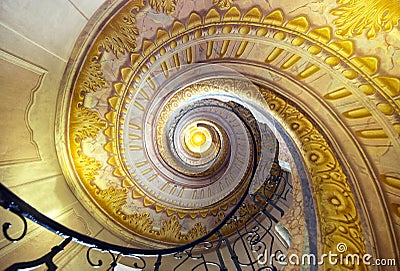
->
[0, 116, 293, 270]
[86, 247, 122, 270]
[2, 209, 27, 242]
[0, 165, 291, 270]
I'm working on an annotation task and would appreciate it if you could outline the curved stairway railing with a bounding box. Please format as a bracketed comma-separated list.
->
[0, 166, 291, 271]
[0, 114, 293, 271]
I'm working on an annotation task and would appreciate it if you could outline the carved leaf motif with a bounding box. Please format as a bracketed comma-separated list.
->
[149, 0, 162, 11]
[127, 212, 154, 234]
[149, 0, 178, 14]
[76, 154, 102, 184]
[163, 0, 176, 13]
[79, 56, 106, 93]
[96, 186, 128, 211]
[259, 87, 367, 259]
[213, 0, 233, 10]
[185, 223, 207, 241]
[331, 0, 400, 39]
[159, 215, 182, 242]
[70, 107, 106, 141]
[99, 4, 141, 57]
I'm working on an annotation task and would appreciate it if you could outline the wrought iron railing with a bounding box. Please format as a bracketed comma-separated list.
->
[0, 162, 291, 271]
[1, 114, 292, 271]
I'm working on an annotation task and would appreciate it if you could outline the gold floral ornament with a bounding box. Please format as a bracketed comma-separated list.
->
[97, 1, 142, 58]
[149, 0, 178, 14]
[331, 0, 400, 39]
[261, 89, 367, 270]
[214, 0, 233, 10]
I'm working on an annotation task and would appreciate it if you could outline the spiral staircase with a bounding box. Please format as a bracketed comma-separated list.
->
[0, 0, 399, 270]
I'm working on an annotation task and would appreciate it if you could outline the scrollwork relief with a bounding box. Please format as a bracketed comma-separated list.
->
[261, 88, 367, 270]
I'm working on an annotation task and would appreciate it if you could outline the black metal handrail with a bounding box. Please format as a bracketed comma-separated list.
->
[0, 167, 291, 270]
[0, 107, 293, 270]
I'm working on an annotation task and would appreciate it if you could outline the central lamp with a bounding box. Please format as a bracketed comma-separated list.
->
[184, 124, 212, 154]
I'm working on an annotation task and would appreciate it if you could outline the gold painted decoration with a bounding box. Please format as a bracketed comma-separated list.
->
[75, 154, 102, 185]
[392, 203, 400, 219]
[261, 89, 368, 270]
[331, 0, 400, 39]
[149, 0, 178, 14]
[69, 107, 106, 141]
[77, 55, 106, 93]
[58, 1, 400, 259]
[381, 174, 400, 190]
[214, 0, 233, 10]
[63, 3, 278, 247]
[98, 1, 144, 58]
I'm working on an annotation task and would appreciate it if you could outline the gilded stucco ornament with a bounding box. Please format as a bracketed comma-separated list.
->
[214, 0, 234, 10]
[260, 89, 367, 270]
[59, 0, 400, 261]
[149, 0, 178, 14]
[331, 0, 400, 39]
[148, 0, 235, 13]
[65, 1, 220, 245]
